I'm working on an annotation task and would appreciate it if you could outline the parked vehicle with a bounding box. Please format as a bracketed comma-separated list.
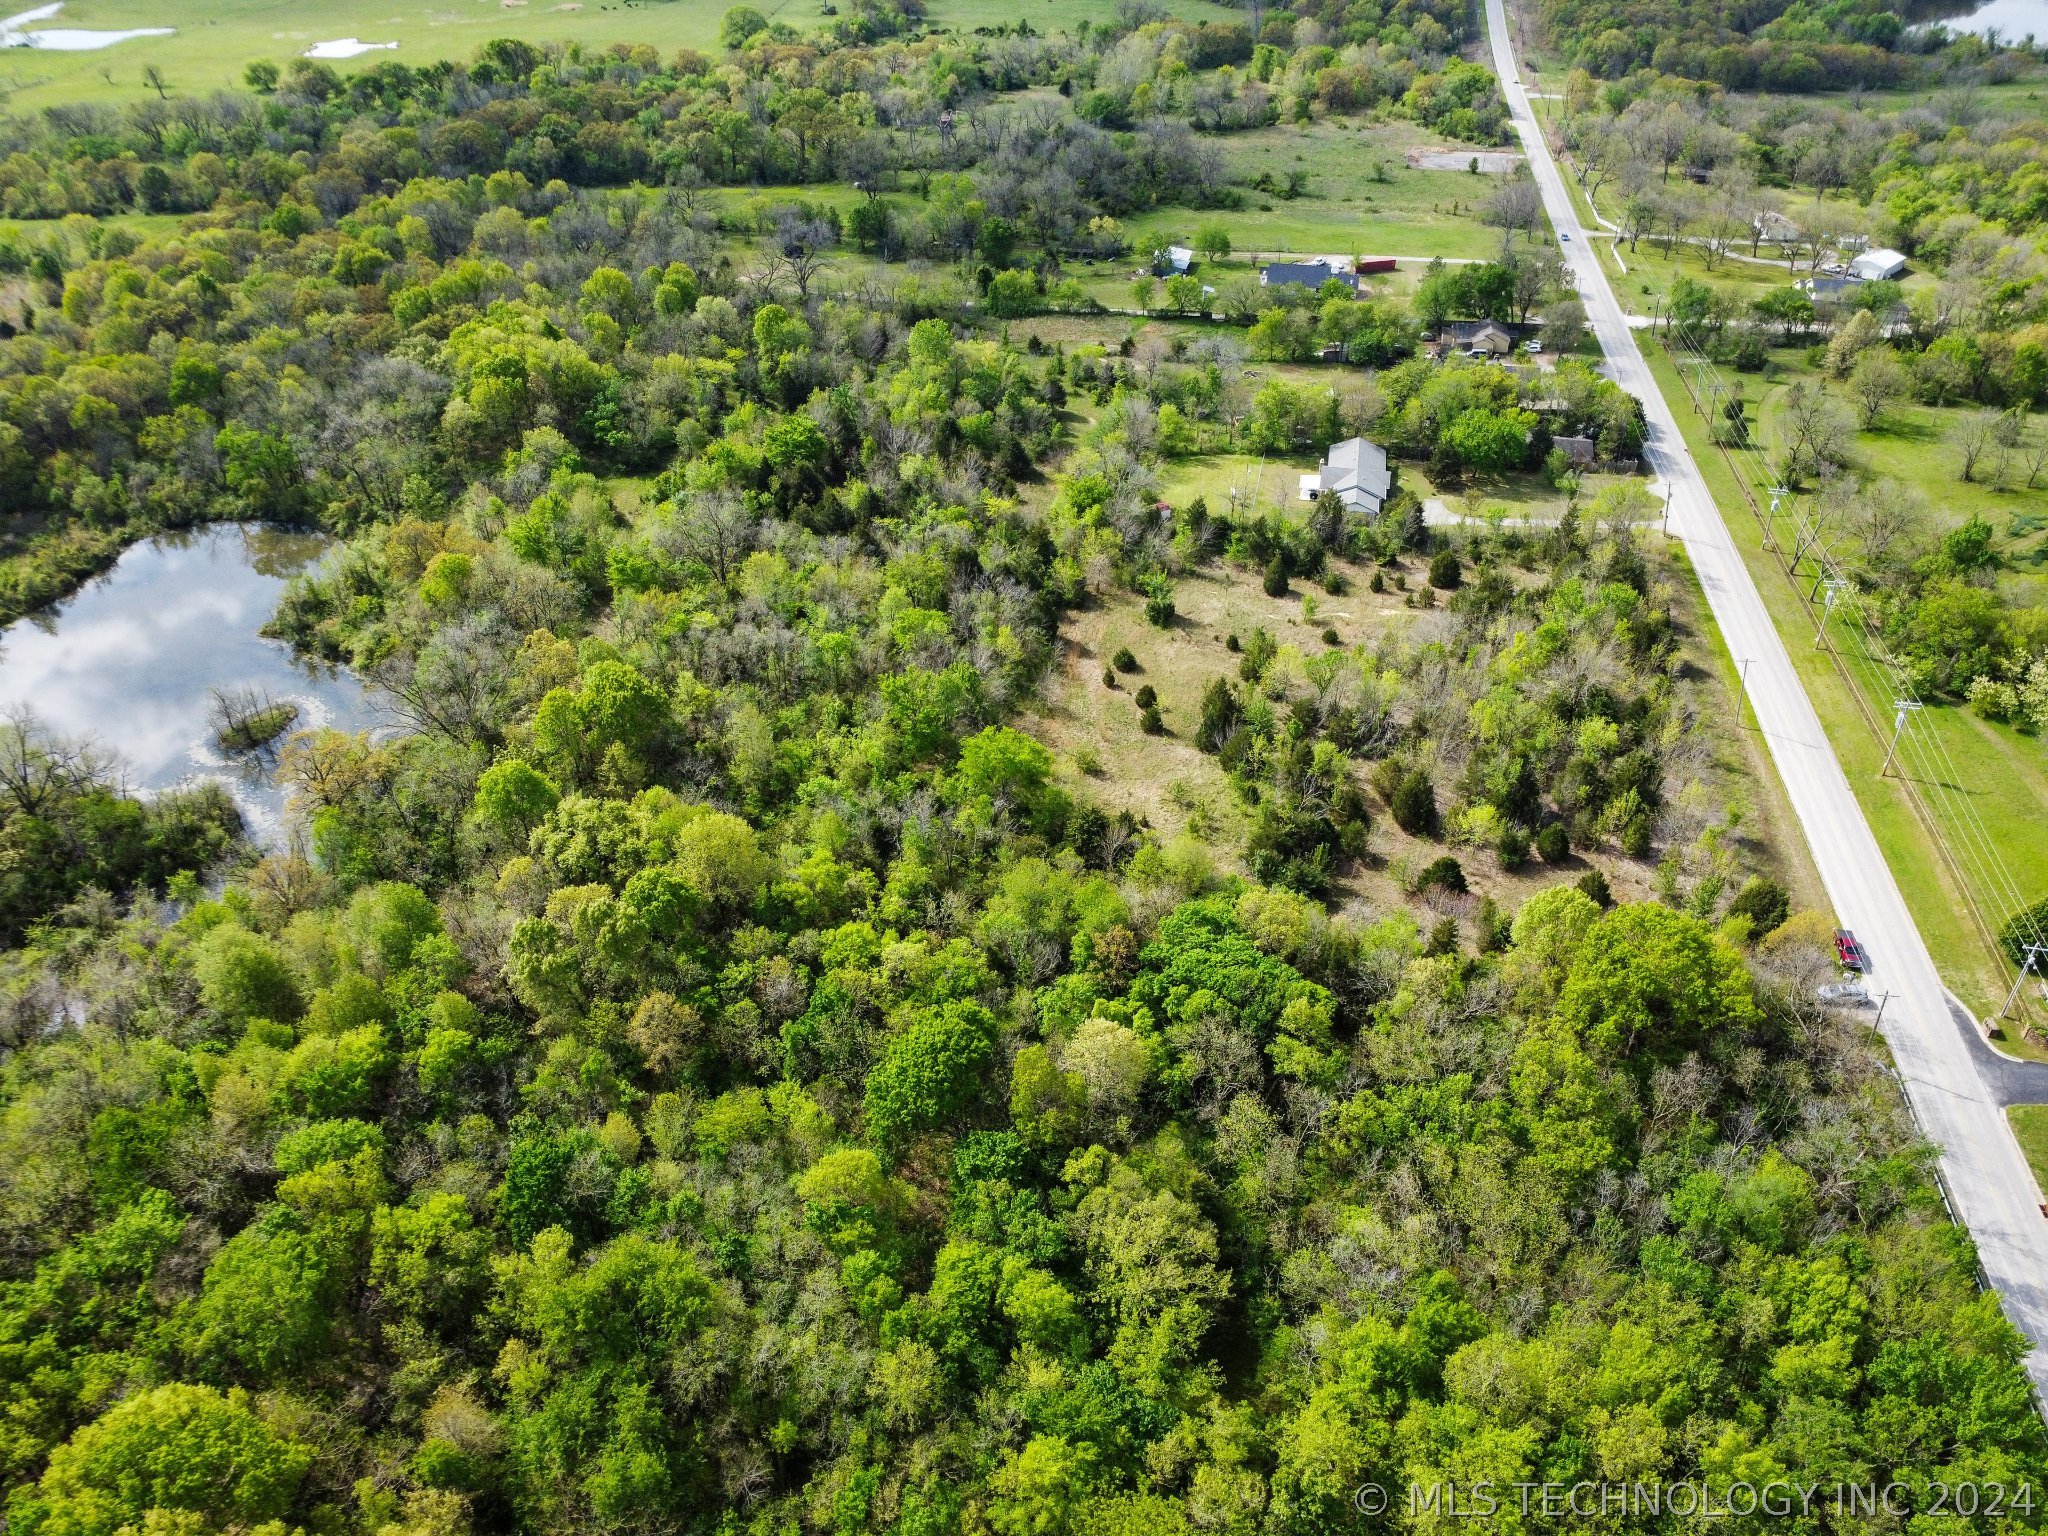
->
[1834, 930, 1867, 972]
[1819, 981, 1872, 1006]
[1523, 339, 1542, 353]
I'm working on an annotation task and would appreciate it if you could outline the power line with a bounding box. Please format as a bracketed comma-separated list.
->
[1658, 317, 2048, 1022]
[1687, 321, 2048, 975]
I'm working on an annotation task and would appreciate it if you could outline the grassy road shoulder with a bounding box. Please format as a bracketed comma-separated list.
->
[1642, 340, 2048, 1044]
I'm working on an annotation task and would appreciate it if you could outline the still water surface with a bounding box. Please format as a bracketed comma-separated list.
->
[1922, 0, 2048, 37]
[0, 525, 388, 844]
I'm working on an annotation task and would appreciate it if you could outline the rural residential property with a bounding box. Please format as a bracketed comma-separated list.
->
[0, 0, 2036, 1532]
[1300, 435, 1396, 515]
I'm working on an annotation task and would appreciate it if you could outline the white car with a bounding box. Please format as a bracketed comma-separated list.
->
[1818, 981, 1872, 1007]
[1524, 339, 1542, 353]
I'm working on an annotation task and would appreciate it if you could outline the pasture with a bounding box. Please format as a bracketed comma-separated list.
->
[1125, 117, 1515, 263]
[0, 0, 1243, 109]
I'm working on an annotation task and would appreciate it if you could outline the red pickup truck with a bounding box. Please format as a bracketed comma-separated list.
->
[1834, 930, 1867, 972]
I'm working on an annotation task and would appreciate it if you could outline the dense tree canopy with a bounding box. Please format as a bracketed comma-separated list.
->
[0, 13, 2035, 1536]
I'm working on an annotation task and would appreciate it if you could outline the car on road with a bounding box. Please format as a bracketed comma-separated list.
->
[1834, 930, 1867, 972]
[1560, 231, 1570, 241]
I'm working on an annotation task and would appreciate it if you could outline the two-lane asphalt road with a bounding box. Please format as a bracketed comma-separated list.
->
[1481, 0, 2048, 1392]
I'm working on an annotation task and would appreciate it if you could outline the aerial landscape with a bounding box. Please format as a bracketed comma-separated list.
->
[1, 0, 2047, 1530]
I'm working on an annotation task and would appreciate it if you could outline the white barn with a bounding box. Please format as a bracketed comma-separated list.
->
[1848, 248, 1906, 282]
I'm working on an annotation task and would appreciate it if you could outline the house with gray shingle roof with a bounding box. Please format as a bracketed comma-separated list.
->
[1261, 259, 1358, 294]
[1299, 436, 1393, 516]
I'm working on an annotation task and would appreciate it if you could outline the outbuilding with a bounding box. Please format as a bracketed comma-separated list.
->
[1438, 319, 1514, 355]
[1848, 248, 1906, 282]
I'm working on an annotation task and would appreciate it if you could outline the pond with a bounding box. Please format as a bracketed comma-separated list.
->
[0, 524, 390, 847]
[1918, 0, 2048, 38]
[0, 2, 172, 50]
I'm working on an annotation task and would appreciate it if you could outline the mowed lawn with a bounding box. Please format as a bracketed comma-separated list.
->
[0, 0, 1241, 108]
[1751, 364, 2048, 593]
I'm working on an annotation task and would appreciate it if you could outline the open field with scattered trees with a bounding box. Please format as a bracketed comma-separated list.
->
[0, 0, 1243, 110]
[0, 2, 2036, 1532]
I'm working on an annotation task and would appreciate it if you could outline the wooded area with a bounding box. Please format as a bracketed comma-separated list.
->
[0, 2, 2038, 1534]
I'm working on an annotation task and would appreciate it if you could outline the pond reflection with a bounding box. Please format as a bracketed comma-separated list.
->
[0, 524, 392, 846]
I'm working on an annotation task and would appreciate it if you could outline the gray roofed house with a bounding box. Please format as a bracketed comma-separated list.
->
[1753, 209, 1801, 243]
[1261, 259, 1358, 293]
[1303, 436, 1393, 516]
[1800, 274, 1859, 301]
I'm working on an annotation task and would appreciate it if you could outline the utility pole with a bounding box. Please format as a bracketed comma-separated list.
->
[1814, 579, 1850, 648]
[1873, 990, 1894, 1031]
[2000, 944, 2048, 1021]
[1877, 699, 1922, 779]
[1765, 485, 1788, 553]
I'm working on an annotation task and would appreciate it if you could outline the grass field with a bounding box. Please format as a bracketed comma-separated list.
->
[1157, 450, 1321, 514]
[1748, 362, 2048, 591]
[1645, 341, 2048, 1045]
[2008, 1105, 2048, 1200]
[0, 0, 1240, 110]
[1124, 118, 1516, 263]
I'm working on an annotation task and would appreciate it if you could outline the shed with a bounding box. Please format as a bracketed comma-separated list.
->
[1551, 434, 1597, 468]
[1154, 245, 1194, 277]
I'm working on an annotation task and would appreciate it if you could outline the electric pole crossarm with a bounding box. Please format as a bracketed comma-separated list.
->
[2001, 945, 2048, 1021]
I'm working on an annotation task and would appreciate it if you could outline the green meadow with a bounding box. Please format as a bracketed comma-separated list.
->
[0, 0, 1243, 109]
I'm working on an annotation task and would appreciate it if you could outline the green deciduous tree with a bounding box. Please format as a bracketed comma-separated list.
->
[16, 1385, 309, 1536]
[865, 1001, 998, 1151]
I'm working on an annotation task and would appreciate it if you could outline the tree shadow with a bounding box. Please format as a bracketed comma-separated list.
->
[1867, 415, 1942, 446]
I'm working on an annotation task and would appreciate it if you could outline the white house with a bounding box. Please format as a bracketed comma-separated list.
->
[1848, 248, 1906, 282]
[1299, 436, 1392, 516]
[1752, 210, 1800, 244]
